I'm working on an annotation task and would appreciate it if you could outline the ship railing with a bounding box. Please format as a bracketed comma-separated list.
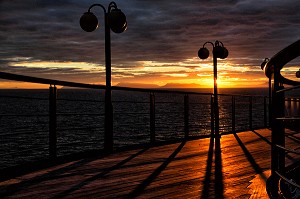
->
[0, 71, 269, 175]
[270, 89, 300, 198]
[261, 40, 300, 198]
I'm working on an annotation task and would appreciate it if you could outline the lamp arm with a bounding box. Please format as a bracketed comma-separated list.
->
[216, 40, 224, 47]
[88, 4, 107, 14]
[203, 41, 214, 48]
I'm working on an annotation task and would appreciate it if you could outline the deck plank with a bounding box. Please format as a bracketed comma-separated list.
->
[0, 128, 299, 198]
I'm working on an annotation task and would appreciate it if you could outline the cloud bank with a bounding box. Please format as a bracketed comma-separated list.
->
[0, 0, 300, 86]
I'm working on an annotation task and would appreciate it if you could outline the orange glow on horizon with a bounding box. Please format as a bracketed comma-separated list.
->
[1, 59, 270, 89]
[0, 81, 59, 89]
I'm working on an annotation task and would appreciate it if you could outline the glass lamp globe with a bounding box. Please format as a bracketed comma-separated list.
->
[80, 12, 99, 32]
[108, 9, 127, 33]
[198, 47, 209, 59]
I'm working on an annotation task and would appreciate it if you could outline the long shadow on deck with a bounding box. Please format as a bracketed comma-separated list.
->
[51, 147, 150, 199]
[234, 132, 268, 181]
[0, 156, 102, 197]
[215, 136, 224, 199]
[1, 131, 276, 198]
[0, 147, 150, 198]
[201, 135, 224, 199]
[125, 141, 186, 198]
[201, 136, 214, 198]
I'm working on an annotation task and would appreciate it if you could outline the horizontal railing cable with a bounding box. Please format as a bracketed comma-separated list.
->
[114, 112, 148, 115]
[276, 84, 300, 93]
[0, 95, 48, 100]
[4, 147, 48, 156]
[276, 145, 300, 155]
[57, 127, 101, 132]
[57, 113, 101, 116]
[0, 130, 48, 137]
[58, 98, 103, 103]
[0, 114, 48, 117]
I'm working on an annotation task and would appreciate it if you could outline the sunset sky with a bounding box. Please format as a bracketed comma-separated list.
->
[0, 0, 300, 88]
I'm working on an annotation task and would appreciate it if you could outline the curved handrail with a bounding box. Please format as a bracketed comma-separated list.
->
[276, 84, 300, 93]
[276, 171, 300, 189]
[262, 40, 300, 198]
[262, 39, 300, 85]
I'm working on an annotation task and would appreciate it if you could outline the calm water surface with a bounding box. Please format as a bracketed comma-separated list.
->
[1, 87, 295, 169]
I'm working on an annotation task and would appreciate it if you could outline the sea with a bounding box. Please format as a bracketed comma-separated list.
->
[0, 87, 299, 169]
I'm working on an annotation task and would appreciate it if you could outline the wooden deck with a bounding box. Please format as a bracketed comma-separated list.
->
[0, 129, 299, 199]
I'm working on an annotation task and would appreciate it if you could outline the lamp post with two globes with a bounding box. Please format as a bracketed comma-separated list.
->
[80, 2, 127, 152]
[198, 41, 228, 137]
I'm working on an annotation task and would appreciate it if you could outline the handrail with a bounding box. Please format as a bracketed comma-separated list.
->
[263, 39, 300, 82]
[0, 72, 105, 89]
[0, 71, 210, 95]
[0, 71, 268, 97]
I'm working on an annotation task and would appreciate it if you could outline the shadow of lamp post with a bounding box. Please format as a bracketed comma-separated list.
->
[198, 41, 228, 137]
[80, 2, 127, 152]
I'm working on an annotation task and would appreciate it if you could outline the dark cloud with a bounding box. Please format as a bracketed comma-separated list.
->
[0, 0, 300, 84]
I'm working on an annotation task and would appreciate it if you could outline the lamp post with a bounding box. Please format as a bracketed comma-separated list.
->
[261, 58, 272, 127]
[80, 2, 127, 152]
[198, 41, 228, 137]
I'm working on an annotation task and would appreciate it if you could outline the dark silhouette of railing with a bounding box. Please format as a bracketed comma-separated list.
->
[0, 71, 269, 172]
[261, 40, 300, 198]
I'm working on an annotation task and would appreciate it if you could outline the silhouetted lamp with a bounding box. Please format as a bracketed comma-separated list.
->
[198, 41, 228, 60]
[198, 40, 228, 137]
[80, 6, 127, 33]
[261, 58, 269, 71]
[80, 2, 127, 152]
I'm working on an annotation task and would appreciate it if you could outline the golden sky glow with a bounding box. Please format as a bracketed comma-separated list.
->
[111, 58, 270, 88]
[2, 57, 296, 89]
[10, 61, 102, 72]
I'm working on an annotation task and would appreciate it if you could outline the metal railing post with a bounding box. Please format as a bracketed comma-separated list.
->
[49, 85, 57, 159]
[232, 96, 235, 133]
[277, 87, 286, 175]
[103, 11, 114, 153]
[271, 71, 286, 183]
[150, 92, 155, 144]
[249, 96, 252, 129]
[211, 95, 214, 136]
[264, 96, 267, 127]
[184, 94, 189, 138]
